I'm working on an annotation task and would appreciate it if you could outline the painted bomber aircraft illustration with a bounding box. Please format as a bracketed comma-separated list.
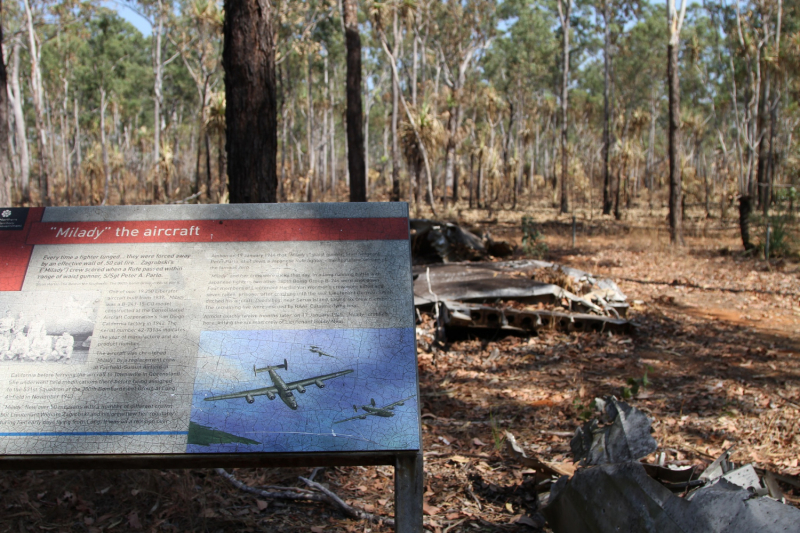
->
[309, 345, 335, 358]
[333, 396, 415, 424]
[203, 359, 353, 410]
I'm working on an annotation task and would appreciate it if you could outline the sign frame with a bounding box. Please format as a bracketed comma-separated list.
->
[0, 203, 423, 532]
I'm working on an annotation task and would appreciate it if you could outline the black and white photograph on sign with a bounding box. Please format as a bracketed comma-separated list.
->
[0, 291, 98, 364]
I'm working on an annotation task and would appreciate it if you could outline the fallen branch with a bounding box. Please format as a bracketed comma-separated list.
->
[215, 468, 326, 502]
[215, 468, 395, 527]
[171, 188, 205, 204]
[299, 476, 394, 527]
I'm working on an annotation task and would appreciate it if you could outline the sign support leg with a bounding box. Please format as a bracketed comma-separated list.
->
[394, 452, 423, 533]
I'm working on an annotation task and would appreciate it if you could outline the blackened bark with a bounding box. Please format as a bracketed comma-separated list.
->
[342, 0, 366, 202]
[601, 1, 613, 215]
[667, 42, 683, 245]
[559, 0, 571, 214]
[739, 195, 754, 251]
[0, 0, 10, 207]
[223, 0, 277, 203]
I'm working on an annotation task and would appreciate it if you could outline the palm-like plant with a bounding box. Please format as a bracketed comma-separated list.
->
[400, 102, 444, 215]
[205, 92, 226, 201]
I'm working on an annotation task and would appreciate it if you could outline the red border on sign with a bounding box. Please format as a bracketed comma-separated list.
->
[0, 207, 44, 291]
[27, 217, 409, 245]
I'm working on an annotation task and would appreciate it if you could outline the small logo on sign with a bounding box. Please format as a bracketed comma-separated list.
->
[1, 210, 10, 218]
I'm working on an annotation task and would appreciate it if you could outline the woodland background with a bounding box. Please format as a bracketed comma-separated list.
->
[0, 0, 798, 251]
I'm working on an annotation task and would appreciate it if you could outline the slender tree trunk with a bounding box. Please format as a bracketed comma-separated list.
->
[412, 31, 418, 108]
[646, 92, 656, 190]
[61, 73, 70, 196]
[602, 1, 613, 215]
[223, 0, 278, 203]
[153, 2, 162, 199]
[558, 0, 571, 213]
[667, 40, 683, 245]
[306, 58, 315, 201]
[0, 0, 11, 207]
[468, 151, 474, 208]
[100, 88, 111, 205]
[23, 0, 50, 205]
[329, 65, 336, 193]
[390, 7, 400, 201]
[342, 0, 366, 201]
[322, 57, 329, 192]
[443, 98, 460, 210]
[476, 150, 483, 208]
[739, 195, 754, 250]
[364, 82, 372, 195]
[205, 131, 212, 199]
[73, 96, 81, 198]
[757, 70, 770, 213]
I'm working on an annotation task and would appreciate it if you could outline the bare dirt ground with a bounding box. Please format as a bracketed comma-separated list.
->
[2, 207, 799, 533]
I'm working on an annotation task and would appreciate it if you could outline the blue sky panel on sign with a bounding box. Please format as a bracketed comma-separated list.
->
[187, 328, 419, 453]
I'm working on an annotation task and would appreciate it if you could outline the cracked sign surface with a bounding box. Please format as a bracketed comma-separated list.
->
[0, 203, 420, 455]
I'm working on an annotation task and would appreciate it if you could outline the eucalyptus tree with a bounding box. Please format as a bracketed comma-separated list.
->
[74, 9, 150, 204]
[433, 0, 496, 209]
[172, 0, 223, 200]
[484, 0, 556, 205]
[595, 0, 641, 214]
[667, 0, 688, 244]
[0, 0, 10, 206]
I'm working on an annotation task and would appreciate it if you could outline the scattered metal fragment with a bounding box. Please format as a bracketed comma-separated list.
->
[440, 301, 630, 335]
[410, 219, 489, 263]
[539, 399, 800, 533]
[504, 431, 575, 479]
[571, 396, 657, 466]
[543, 461, 800, 533]
[413, 263, 604, 314]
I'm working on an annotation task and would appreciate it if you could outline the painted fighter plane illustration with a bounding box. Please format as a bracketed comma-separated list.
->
[309, 345, 335, 358]
[203, 359, 353, 410]
[333, 396, 415, 424]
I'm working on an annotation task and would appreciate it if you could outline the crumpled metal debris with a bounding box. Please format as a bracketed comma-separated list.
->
[411, 219, 544, 263]
[542, 399, 800, 533]
[544, 461, 800, 533]
[414, 263, 608, 312]
[441, 301, 630, 335]
[504, 431, 575, 478]
[410, 219, 491, 263]
[413, 261, 631, 335]
[571, 396, 657, 466]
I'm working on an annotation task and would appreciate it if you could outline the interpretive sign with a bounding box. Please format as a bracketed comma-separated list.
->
[0, 203, 420, 457]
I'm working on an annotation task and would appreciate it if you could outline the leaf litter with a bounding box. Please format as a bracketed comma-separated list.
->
[1, 217, 800, 532]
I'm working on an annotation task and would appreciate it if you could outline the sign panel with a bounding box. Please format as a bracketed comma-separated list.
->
[0, 204, 419, 455]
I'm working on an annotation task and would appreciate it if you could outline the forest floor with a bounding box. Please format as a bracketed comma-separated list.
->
[2, 206, 800, 533]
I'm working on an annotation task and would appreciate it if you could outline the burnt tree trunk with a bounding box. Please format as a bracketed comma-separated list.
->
[601, 0, 613, 215]
[739, 195, 754, 251]
[342, 0, 366, 202]
[667, 41, 683, 245]
[558, 0, 571, 214]
[223, 0, 278, 203]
